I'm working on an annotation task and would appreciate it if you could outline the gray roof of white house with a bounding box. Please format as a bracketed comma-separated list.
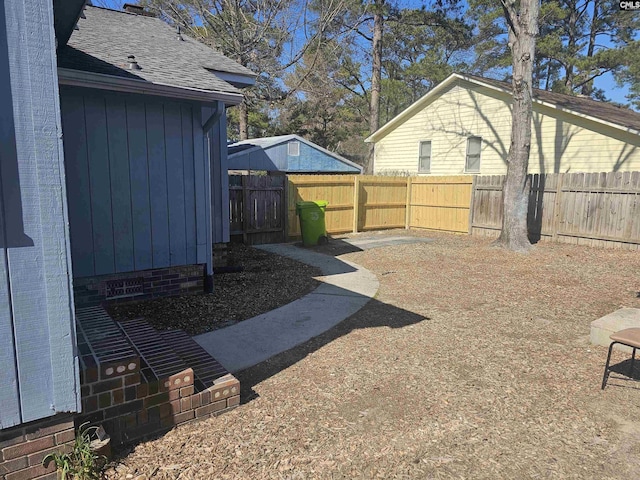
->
[57, 6, 255, 95]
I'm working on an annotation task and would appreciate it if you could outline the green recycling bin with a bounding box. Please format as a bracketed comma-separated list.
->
[296, 201, 328, 247]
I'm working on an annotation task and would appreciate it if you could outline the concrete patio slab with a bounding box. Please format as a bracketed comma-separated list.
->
[194, 244, 379, 373]
[590, 308, 640, 352]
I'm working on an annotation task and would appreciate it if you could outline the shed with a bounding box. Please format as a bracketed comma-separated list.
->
[228, 135, 363, 174]
[366, 73, 640, 176]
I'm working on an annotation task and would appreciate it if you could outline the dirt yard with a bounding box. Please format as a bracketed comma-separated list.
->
[106, 231, 640, 479]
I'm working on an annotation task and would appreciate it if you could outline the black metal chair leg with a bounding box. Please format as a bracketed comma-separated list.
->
[602, 342, 617, 390]
[631, 348, 636, 378]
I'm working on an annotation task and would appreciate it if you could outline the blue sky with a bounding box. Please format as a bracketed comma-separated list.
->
[91, 0, 634, 107]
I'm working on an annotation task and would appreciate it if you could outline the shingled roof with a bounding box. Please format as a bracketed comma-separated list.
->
[468, 75, 640, 133]
[57, 5, 255, 95]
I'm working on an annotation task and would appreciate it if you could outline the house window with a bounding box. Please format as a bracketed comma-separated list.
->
[465, 136, 482, 173]
[418, 141, 431, 173]
[288, 141, 300, 156]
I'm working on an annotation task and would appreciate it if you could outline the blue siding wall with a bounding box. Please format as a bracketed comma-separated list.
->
[228, 139, 361, 173]
[287, 141, 359, 172]
[1, 0, 79, 428]
[60, 87, 213, 278]
[206, 102, 230, 246]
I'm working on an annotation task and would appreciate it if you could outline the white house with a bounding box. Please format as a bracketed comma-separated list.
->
[366, 73, 640, 176]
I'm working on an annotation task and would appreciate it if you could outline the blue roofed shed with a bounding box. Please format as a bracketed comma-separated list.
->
[228, 135, 363, 174]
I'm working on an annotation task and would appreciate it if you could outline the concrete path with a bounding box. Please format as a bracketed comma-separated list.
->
[194, 244, 379, 373]
[337, 235, 433, 250]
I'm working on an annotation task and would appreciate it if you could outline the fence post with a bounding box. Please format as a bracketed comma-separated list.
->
[468, 175, 477, 235]
[283, 176, 289, 242]
[242, 175, 250, 244]
[552, 173, 564, 240]
[405, 177, 412, 229]
[353, 175, 360, 233]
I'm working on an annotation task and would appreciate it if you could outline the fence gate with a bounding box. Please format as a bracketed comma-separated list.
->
[229, 175, 287, 245]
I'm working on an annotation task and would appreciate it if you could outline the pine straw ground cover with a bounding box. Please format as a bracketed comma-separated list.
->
[108, 244, 321, 335]
[106, 231, 640, 479]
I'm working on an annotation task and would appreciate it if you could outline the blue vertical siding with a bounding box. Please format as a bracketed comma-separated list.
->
[0, 1, 21, 425]
[181, 106, 197, 265]
[164, 102, 187, 266]
[60, 87, 213, 277]
[126, 98, 153, 271]
[146, 102, 171, 268]
[84, 96, 116, 275]
[106, 98, 135, 272]
[1, 0, 79, 428]
[59, 94, 94, 277]
[209, 102, 230, 244]
[194, 107, 208, 265]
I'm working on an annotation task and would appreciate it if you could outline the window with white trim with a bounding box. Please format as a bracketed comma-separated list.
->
[465, 136, 482, 173]
[288, 141, 300, 156]
[418, 141, 431, 173]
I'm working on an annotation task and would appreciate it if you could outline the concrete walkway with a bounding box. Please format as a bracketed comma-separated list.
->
[338, 235, 433, 250]
[194, 244, 379, 373]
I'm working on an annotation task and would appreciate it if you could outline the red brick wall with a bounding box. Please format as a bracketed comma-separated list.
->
[0, 414, 74, 480]
[77, 367, 240, 446]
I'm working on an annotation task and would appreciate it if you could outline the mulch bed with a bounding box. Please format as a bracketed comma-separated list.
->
[105, 231, 640, 479]
[107, 243, 322, 335]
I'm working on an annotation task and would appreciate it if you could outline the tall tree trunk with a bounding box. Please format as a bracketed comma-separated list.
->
[581, 0, 600, 96]
[564, 3, 578, 92]
[239, 99, 249, 140]
[495, 0, 539, 252]
[366, 3, 383, 175]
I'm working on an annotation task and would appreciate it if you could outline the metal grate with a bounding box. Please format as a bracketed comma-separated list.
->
[105, 278, 144, 299]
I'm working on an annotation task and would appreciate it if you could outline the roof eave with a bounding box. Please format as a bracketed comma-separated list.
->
[366, 73, 640, 143]
[57, 67, 244, 106]
[210, 70, 257, 88]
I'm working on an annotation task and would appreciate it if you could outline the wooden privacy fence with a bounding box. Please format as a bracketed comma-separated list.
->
[408, 176, 473, 233]
[472, 171, 640, 249]
[229, 175, 286, 245]
[286, 175, 473, 238]
[230, 172, 640, 249]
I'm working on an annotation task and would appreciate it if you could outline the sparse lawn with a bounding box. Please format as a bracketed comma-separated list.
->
[106, 231, 640, 479]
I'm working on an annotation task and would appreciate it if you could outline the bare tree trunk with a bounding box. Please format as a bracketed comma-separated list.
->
[581, 0, 599, 96]
[239, 99, 249, 140]
[564, 2, 578, 93]
[494, 0, 539, 252]
[366, 4, 383, 175]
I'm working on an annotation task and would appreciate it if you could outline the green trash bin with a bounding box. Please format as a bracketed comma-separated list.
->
[296, 201, 328, 247]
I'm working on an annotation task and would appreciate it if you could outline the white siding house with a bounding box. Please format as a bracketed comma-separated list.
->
[366, 74, 640, 176]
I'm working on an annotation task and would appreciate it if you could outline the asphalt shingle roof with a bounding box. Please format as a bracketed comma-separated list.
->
[468, 75, 640, 133]
[58, 6, 255, 94]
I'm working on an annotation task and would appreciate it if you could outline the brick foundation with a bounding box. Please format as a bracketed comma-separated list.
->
[0, 414, 75, 480]
[75, 307, 240, 446]
[73, 264, 205, 308]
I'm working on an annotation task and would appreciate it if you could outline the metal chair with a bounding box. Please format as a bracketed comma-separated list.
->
[601, 328, 640, 389]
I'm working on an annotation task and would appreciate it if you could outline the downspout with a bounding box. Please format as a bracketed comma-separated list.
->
[202, 103, 224, 293]
[203, 104, 223, 135]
